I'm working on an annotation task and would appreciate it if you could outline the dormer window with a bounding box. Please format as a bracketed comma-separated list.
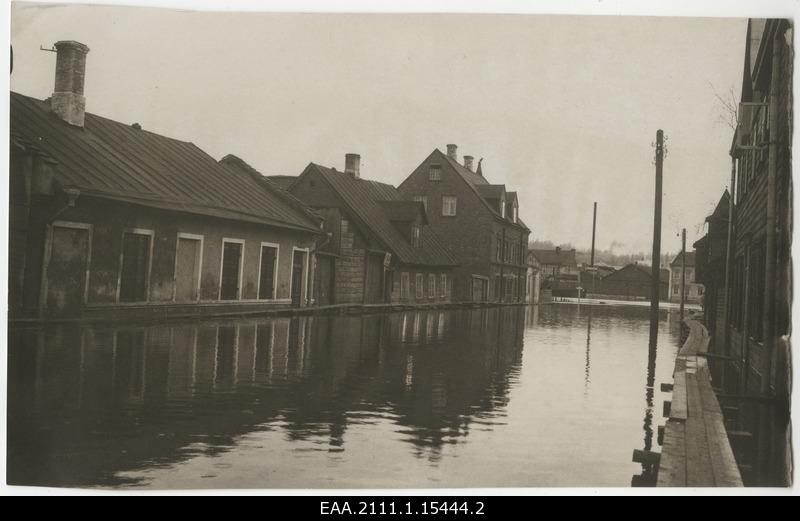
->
[412, 224, 422, 248]
[512, 206, 518, 223]
[428, 164, 442, 181]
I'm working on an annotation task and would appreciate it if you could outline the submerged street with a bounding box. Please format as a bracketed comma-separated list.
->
[8, 304, 682, 488]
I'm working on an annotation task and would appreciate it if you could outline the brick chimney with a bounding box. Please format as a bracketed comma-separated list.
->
[344, 153, 360, 178]
[446, 144, 458, 160]
[463, 155, 474, 172]
[51, 40, 90, 127]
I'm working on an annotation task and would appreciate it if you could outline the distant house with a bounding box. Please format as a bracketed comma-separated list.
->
[265, 175, 298, 191]
[8, 41, 323, 318]
[693, 191, 730, 342]
[287, 154, 457, 306]
[669, 251, 704, 304]
[530, 248, 579, 279]
[589, 263, 668, 301]
[397, 145, 531, 303]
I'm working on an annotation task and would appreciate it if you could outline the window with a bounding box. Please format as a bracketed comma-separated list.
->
[512, 206, 518, 223]
[500, 199, 506, 218]
[415, 273, 424, 299]
[428, 274, 436, 298]
[258, 243, 279, 300]
[119, 230, 153, 302]
[412, 224, 422, 248]
[442, 196, 457, 216]
[496, 235, 502, 261]
[413, 195, 428, 213]
[428, 164, 442, 181]
[401, 272, 410, 299]
[219, 239, 244, 300]
[440, 274, 447, 298]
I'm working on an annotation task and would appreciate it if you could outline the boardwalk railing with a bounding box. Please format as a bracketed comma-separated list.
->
[656, 319, 744, 487]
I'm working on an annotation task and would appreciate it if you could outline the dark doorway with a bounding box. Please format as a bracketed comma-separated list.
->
[315, 255, 335, 306]
[258, 245, 278, 300]
[119, 232, 151, 302]
[290, 250, 306, 307]
[365, 252, 385, 304]
[45, 224, 90, 314]
[220, 241, 243, 300]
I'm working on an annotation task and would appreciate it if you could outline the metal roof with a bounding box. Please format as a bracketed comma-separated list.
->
[296, 164, 457, 267]
[10, 92, 321, 234]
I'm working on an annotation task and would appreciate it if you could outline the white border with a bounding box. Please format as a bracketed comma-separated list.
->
[39, 220, 93, 310]
[290, 246, 310, 305]
[173, 232, 204, 302]
[256, 242, 280, 301]
[116, 228, 155, 304]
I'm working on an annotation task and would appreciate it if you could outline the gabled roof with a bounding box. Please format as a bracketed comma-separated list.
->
[475, 184, 506, 201]
[296, 164, 457, 267]
[10, 92, 321, 234]
[670, 251, 696, 268]
[266, 175, 299, 190]
[706, 190, 730, 223]
[423, 149, 530, 232]
[604, 263, 669, 281]
[530, 248, 577, 266]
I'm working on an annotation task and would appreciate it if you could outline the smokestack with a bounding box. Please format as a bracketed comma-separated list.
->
[446, 144, 458, 160]
[344, 153, 360, 178]
[463, 155, 474, 172]
[51, 40, 90, 127]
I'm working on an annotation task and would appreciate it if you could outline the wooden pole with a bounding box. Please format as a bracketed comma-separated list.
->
[680, 228, 686, 323]
[590, 202, 597, 267]
[650, 130, 664, 333]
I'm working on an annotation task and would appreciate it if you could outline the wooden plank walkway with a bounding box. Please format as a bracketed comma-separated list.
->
[656, 319, 743, 487]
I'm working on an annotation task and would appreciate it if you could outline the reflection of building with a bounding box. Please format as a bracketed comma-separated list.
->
[8, 41, 322, 319]
[668, 251, 704, 304]
[525, 250, 541, 304]
[398, 145, 530, 303]
[287, 157, 457, 306]
[7, 308, 526, 486]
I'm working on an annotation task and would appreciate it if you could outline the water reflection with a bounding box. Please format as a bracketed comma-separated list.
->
[8, 304, 681, 488]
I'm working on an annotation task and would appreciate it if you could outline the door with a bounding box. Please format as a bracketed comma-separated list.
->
[175, 237, 201, 301]
[258, 245, 278, 300]
[220, 241, 243, 300]
[119, 232, 151, 302]
[290, 250, 306, 307]
[365, 252, 385, 304]
[45, 224, 90, 314]
[315, 255, 335, 306]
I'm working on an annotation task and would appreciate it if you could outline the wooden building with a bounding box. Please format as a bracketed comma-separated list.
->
[287, 155, 457, 306]
[583, 263, 668, 301]
[8, 41, 323, 319]
[530, 248, 580, 297]
[692, 191, 730, 339]
[397, 145, 531, 303]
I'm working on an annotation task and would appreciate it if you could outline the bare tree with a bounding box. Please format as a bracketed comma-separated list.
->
[710, 82, 739, 131]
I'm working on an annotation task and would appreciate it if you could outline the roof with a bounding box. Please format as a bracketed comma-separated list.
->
[671, 251, 696, 268]
[475, 184, 506, 200]
[266, 175, 299, 190]
[605, 263, 670, 281]
[706, 190, 730, 224]
[378, 200, 428, 225]
[10, 92, 321, 234]
[432, 149, 530, 232]
[296, 164, 457, 267]
[530, 248, 577, 266]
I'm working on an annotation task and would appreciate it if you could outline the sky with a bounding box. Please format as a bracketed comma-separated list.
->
[10, 2, 748, 255]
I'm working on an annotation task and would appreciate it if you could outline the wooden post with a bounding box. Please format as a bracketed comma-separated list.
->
[680, 228, 686, 323]
[590, 202, 597, 267]
[650, 130, 664, 333]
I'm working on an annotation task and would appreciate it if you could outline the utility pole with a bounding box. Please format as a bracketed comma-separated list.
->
[680, 228, 686, 323]
[590, 202, 597, 267]
[649, 130, 664, 334]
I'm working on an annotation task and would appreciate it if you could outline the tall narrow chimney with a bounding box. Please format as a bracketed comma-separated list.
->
[51, 40, 90, 127]
[463, 155, 474, 172]
[344, 153, 360, 178]
[446, 144, 458, 160]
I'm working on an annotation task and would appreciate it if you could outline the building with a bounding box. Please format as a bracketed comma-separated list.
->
[286, 155, 457, 306]
[584, 263, 668, 301]
[668, 251, 704, 304]
[8, 41, 323, 319]
[525, 250, 541, 304]
[530, 248, 579, 297]
[693, 191, 730, 351]
[398, 145, 531, 303]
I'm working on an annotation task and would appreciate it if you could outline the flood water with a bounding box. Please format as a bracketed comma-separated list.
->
[7, 304, 682, 488]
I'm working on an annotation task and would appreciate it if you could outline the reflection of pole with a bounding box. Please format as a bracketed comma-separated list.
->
[584, 309, 592, 396]
[650, 130, 664, 334]
[680, 229, 686, 323]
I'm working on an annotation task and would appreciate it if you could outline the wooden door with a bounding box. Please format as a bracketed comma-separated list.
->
[220, 242, 242, 300]
[45, 224, 90, 314]
[175, 237, 200, 301]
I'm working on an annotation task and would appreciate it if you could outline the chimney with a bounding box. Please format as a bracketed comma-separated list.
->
[51, 40, 90, 127]
[344, 153, 360, 178]
[446, 144, 458, 160]
[463, 155, 474, 172]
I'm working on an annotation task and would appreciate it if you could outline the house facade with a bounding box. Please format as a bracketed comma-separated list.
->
[693, 191, 730, 350]
[668, 251, 704, 304]
[9, 41, 323, 320]
[287, 155, 457, 306]
[530, 247, 580, 297]
[398, 145, 530, 303]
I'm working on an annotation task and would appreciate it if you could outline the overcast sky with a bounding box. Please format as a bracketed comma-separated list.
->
[10, 3, 747, 255]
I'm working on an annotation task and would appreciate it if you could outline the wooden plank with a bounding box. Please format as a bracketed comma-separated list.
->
[703, 412, 744, 486]
[685, 373, 715, 487]
[670, 371, 688, 422]
[656, 420, 686, 487]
